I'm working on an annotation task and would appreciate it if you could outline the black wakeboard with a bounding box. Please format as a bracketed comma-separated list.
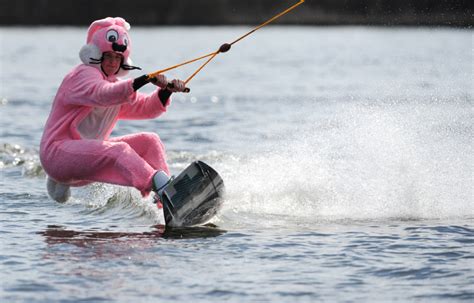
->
[161, 161, 225, 227]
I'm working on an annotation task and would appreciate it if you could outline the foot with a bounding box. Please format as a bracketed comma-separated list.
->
[152, 170, 170, 209]
[46, 177, 71, 203]
[152, 170, 171, 195]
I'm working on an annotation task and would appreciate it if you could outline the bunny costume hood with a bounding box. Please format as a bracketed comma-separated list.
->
[79, 17, 140, 77]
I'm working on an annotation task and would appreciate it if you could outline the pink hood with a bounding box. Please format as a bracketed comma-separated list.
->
[79, 17, 135, 77]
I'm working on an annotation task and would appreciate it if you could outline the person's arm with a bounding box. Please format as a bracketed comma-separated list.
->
[118, 76, 185, 120]
[64, 66, 136, 107]
[118, 88, 171, 120]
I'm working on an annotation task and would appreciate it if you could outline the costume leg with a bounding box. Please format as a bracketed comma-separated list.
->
[46, 139, 156, 196]
[109, 132, 169, 175]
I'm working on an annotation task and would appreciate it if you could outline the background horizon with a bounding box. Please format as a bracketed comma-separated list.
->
[0, 0, 472, 27]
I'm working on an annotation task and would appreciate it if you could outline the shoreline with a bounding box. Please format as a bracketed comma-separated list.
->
[1, 0, 471, 27]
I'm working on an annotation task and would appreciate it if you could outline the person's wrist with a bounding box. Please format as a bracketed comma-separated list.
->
[132, 75, 150, 91]
[158, 88, 172, 105]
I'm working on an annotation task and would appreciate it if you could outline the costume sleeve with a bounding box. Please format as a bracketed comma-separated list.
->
[63, 66, 136, 107]
[118, 88, 171, 120]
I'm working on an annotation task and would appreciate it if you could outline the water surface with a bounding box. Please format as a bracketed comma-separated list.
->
[0, 26, 473, 302]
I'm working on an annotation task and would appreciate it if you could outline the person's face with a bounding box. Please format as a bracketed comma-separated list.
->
[101, 52, 123, 76]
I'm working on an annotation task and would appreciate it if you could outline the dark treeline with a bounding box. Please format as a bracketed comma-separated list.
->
[0, 0, 472, 27]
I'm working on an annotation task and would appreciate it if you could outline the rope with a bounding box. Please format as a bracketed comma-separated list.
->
[147, 0, 305, 89]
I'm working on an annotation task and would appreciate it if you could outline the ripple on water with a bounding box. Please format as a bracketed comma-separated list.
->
[5, 281, 57, 292]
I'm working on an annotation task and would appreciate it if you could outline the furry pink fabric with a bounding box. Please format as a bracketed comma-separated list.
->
[40, 64, 170, 197]
[79, 17, 134, 77]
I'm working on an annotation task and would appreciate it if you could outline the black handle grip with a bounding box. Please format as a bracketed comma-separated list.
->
[167, 82, 190, 93]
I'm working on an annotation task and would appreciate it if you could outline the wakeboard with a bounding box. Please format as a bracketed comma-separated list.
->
[160, 161, 225, 227]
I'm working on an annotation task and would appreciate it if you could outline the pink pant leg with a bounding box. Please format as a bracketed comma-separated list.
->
[45, 138, 157, 196]
[109, 132, 169, 175]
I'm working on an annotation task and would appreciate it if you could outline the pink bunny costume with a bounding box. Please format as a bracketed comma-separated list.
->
[40, 17, 170, 202]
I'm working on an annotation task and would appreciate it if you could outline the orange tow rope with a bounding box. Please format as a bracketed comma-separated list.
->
[147, 0, 305, 92]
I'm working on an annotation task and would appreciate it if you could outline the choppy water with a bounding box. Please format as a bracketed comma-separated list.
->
[0, 26, 473, 302]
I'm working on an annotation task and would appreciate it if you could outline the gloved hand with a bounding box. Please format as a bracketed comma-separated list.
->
[150, 74, 168, 89]
[157, 79, 186, 105]
[167, 79, 186, 93]
[133, 74, 188, 93]
[150, 75, 186, 92]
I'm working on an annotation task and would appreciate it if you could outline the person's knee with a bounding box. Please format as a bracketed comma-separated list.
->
[142, 132, 165, 151]
[142, 132, 162, 144]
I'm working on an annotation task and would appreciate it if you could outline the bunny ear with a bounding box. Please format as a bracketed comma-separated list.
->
[86, 17, 115, 43]
[113, 17, 131, 30]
